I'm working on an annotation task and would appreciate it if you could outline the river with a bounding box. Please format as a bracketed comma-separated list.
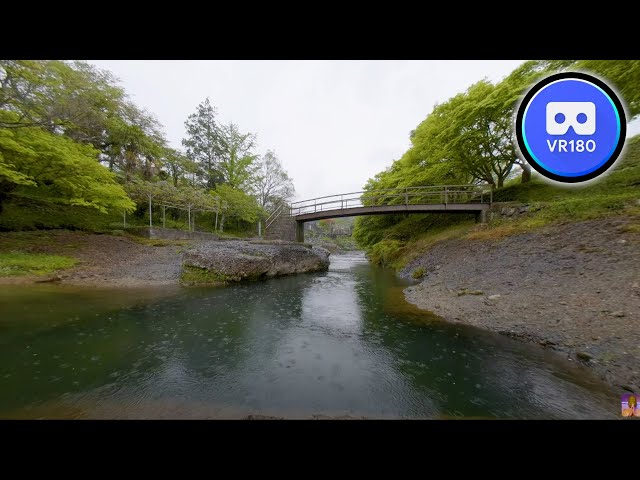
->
[0, 252, 617, 419]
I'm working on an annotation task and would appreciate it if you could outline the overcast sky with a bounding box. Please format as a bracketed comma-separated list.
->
[87, 60, 528, 200]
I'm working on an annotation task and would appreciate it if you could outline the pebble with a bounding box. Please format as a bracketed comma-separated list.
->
[611, 311, 625, 317]
[577, 352, 592, 361]
[488, 294, 501, 301]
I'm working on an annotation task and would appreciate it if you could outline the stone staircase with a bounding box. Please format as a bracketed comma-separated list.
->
[265, 213, 296, 241]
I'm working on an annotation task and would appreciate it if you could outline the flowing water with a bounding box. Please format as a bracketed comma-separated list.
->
[0, 252, 617, 419]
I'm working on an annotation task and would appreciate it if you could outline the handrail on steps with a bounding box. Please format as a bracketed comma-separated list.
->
[265, 204, 290, 229]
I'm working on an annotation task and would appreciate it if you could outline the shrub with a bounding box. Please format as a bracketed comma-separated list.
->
[412, 267, 426, 279]
[368, 239, 404, 267]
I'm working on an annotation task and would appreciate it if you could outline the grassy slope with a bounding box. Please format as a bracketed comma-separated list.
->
[0, 231, 79, 277]
[0, 252, 77, 276]
[367, 135, 640, 270]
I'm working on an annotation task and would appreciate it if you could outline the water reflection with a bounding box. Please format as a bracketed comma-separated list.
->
[0, 253, 617, 419]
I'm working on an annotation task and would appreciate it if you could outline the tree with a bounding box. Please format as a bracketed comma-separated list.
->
[253, 150, 295, 210]
[1, 60, 129, 148]
[217, 122, 259, 190]
[0, 110, 135, 214]
[102, 102, 167, 181]
[443, 81, 518, 188]
[406, 77, 547, 188]
[161, 147, 198, 187]
[1, 60, 169, 184]
[181, 98, 224, 188]
[496, 60, 577, 182]
[318, 219, 336, 237]
[213, 183, 262, 232]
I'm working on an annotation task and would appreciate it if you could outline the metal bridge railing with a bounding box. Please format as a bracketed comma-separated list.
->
[288, 184, 492, 217]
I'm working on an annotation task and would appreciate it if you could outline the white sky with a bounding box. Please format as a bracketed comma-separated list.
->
[88, 60, 639, 201]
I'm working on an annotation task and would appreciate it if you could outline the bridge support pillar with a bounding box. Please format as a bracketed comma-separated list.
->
[295, 221, 305, 243]
[475, 209, 488, 224]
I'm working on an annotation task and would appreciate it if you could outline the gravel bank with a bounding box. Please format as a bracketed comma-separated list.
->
[401, 216, 640, 392]
[0, 231, 330, 288]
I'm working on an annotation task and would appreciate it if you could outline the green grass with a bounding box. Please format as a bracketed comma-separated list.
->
[0, 252, 78, 277]
[125, 236, 192, 247]
[479, 135, 640, 237]
[411, 267, 426, 279]
[621, 222, 640, 233]
[377, 222, 477, 270]
[180, 265, 233, 285]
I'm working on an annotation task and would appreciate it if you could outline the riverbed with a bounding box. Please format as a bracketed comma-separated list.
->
[0, 252, 618, 419]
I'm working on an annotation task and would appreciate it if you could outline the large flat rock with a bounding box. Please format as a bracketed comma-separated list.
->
[182, 240, 330, 283]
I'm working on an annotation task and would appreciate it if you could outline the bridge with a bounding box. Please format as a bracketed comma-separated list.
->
[265, 185, 493, 243]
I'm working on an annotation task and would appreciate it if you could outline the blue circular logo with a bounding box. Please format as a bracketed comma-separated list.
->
[515, 72, 626, 183]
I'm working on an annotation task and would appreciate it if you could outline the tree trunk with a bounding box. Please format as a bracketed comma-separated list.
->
[220, 215, 225, 232]
[0, 182, 15, 215]
[148, 196, 152, 228]
[520, 162, 532, 183]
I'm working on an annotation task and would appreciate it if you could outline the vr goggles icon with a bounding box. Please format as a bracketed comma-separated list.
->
[546, 102, 596, 135]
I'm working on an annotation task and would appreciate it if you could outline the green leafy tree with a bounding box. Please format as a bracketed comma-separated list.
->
[181, 98, 224, 188]
[161, 147, 198, 187]
[103, 103, 166, 181]
[1, 60, 168, 183]
[0, 111, 135, 214]
[217, 122, 258, 190]
[440, 80, 518, 188]
[1, 60, 128, 147]
[213, 183, 262, 232]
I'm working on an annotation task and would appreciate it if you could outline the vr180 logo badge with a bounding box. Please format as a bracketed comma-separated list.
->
[516, 72, 626, 183]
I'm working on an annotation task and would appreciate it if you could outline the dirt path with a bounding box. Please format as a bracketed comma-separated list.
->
[0, 231, 190, 287]
[402, 216, 640, 392]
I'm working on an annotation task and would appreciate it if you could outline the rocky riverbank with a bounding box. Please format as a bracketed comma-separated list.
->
[401, 216, 640, 392]
[0, 231, 330, 287]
